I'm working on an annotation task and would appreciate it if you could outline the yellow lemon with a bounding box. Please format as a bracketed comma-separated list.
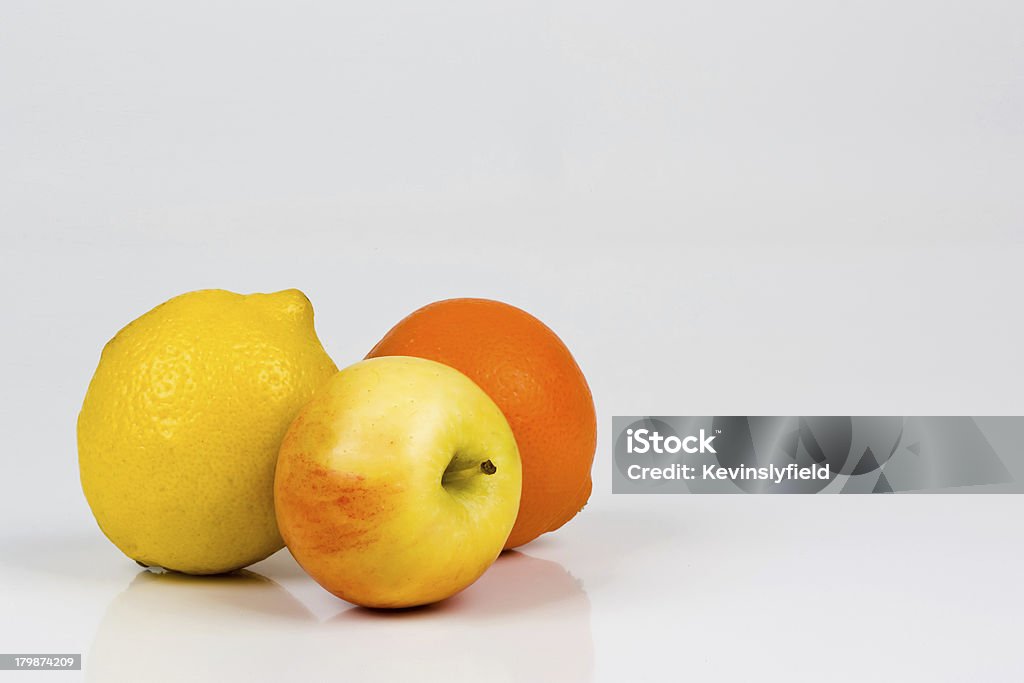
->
[78, 289, 337, 574]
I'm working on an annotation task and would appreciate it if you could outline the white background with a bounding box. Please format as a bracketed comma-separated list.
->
[2, 1, 1023, 680]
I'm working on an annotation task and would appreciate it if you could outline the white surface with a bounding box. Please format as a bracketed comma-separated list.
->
[2, 1, 1024, 681]
[3, 497, 1024, 682]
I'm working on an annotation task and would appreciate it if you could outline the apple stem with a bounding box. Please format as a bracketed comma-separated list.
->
[442, 459, 498, 487]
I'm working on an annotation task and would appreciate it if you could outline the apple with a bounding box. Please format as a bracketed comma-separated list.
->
[274, 356, 522, 608]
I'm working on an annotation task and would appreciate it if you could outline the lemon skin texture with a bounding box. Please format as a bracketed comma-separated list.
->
[78, 289, 337, 574]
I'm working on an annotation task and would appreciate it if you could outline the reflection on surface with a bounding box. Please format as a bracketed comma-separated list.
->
[88, 570, 314, 681]
[89, 552, 593, 682]
[333, 551, 594, 681]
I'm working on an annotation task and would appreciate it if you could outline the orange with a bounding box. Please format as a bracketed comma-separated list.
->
[366, 298, 596, 549]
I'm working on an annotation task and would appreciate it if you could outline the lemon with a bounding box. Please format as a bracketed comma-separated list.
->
[78, 289, 337, 574]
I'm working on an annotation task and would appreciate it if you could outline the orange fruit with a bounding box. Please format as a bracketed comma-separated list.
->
[366, 298, 596, 549]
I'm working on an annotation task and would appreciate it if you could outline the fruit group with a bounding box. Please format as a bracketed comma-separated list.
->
[78, 289, 337, 574]
[367, 298, 595, 548]
[275, 356, 522, 608]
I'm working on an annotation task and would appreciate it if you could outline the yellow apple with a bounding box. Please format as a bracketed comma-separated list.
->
[274, 356, 522, 608]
